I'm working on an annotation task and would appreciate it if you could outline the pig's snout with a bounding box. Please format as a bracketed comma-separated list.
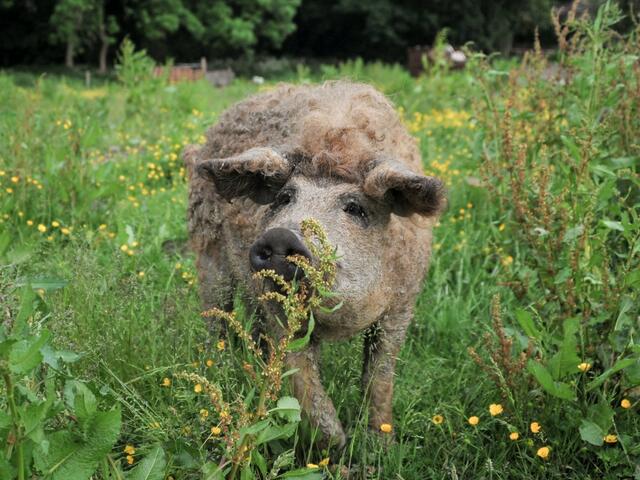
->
[249, 228, 312, 281]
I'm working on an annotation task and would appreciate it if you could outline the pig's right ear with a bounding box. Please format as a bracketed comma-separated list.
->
[195, 147, 293, 205]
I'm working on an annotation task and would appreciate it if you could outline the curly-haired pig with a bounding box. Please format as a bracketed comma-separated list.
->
[184, 81, 445, 449]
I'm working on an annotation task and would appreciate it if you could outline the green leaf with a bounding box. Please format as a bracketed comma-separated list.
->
[278, 468, 323, 479]
[126, 446, 166, 480]
[548, 317, 581, 379]
[602, 220, 624, 231]
[35, 407, 121, 480]
[9, 331, 51, 374]
[0, 453, 15, 479]
[255, 422, 297, 446]
[514, 309, 541, 339]
[252, 450, 267, 477]
[527, 360, 575, 400]
[579, 420, 604, 446]
[587, 358, 637, 391]
[14, 285, 36, 336]
[270, 396, 301, 422]
[287, 312, 315, 352]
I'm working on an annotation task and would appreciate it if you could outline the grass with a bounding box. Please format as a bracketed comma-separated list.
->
[1, 4, 639, 478]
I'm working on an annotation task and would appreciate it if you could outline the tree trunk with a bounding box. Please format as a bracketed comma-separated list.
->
[65, 39, 74, 68]
[99, 39, 108, 73]
[98, 12, 108, 74]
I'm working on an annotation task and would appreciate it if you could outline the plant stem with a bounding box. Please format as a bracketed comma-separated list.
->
[3, 372, 24, 480]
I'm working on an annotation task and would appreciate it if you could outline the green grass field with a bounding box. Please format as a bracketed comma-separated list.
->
[1, 6, 639, 479]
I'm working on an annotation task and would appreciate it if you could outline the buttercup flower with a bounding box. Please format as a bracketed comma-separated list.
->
[621, 398, 631, 409]
[319, 458, 330, 467]
[124, 445, 136, 455]
[509, 432, 519, 441]
[161, 377, 171, 387]
[211, 426, 222, 435]
[468, 416, 479, 426]
[604, 434, 617, 444]
[380, 423, 393, 433]
[217, 340, 226, 351]
[126, 455, 134, 465]
[432, 414, 444, 425]
[489, 404, 503, 416]
[206, 359, 214, 367]
[578, 362, 591, 372]
[307, 463, 319, 469]
[194, 383, 203, 393]
[530, 422, 541, 433]
[537, 446, 550, 459]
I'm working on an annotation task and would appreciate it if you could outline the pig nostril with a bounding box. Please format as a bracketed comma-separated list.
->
[258, 247, 272, 261]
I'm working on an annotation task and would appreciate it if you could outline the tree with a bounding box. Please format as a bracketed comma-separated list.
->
[95, 1, 119, 73]
[49, 0, 94, 67]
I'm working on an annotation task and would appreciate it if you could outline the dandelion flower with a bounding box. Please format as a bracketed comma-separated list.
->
[509, 432, 519, 441]
[604, 434, 617, 444]
[530, 422, 541, 433]
[380, 423, 392, 433]
[432, 414, 444, 425]
[126, 454, 134, 465]
[217, 340, 225, 351]
[577, 362, 591, 372]
[536, 446, 550, 459]
[211, 426, 222, 436]
[124, 445, 136, 455]
[194, 383, 203, 393]
[621, 398, 631, 409]
[489, 404, 503, 416]
[468, 416, 479, 426]
[161, 377, 171, 387]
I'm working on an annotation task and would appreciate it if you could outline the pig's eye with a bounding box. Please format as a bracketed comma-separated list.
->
[343, 200, 368, 226]
[271, 188, 294, 209]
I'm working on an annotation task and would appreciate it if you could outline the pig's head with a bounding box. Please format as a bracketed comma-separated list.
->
[196, 146, 445, 331]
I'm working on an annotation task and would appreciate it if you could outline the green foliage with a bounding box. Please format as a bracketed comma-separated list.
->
[0, 287, 121, 480]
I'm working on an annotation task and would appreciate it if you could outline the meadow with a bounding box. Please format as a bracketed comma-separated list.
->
[1, 3, 639, 479]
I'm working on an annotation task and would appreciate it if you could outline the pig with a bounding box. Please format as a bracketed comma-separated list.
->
[184, 81, 445, 449]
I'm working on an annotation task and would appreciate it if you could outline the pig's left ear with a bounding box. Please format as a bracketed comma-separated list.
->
[195, 147, 293, 204]
[363, 161, 446, 217]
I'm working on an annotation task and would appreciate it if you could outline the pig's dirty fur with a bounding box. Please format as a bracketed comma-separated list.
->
[184, 81, 445, 449]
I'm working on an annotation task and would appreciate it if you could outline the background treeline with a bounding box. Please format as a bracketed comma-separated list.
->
[1, 0, 638, 70]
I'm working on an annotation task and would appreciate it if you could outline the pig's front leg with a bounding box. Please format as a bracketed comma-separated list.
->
[362, 313, 410, 432]
[286, 343, 346, 449]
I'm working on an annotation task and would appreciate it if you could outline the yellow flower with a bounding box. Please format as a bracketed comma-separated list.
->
[11, 176, 19, 183]
[61, 227, 70, 235]
[319, 458, 330, 467]
[489, 404, 503, 416]
[307, 464, 319, 469]
[468, 416, 479, 426]
[578, 362, 591, 372]
[206, 359, 214, 367]
[217, 340, 225, 351]
[432, 414, 444, 425]
[194, 383, 203, 393]
[621, 398, 631, 409]
[52, 221, 60, 228]
[27, 220, 34, 226]
[536, 446, 550, 459]
[498, 223, 506, 231]
[200, 408, 209, 418]
[161, 377, 171, 387]
[604, 434, 617, 444]
[509, 432, 519, 441]
[211, 426, 222, 436]
[530, 422, 541, 433]
[138, 271, 145, 278]
[120, 244, 129, 252]
[124, 445, 136, 455]
[126, 454, 134, 465]
[501, 256, 514, 267]
[380, 423, 392, 433]
[37, 224, 47, 233]
[99, 224, 107, 230]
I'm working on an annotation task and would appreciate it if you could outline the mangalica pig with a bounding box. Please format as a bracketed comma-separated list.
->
[184, 81, 445, 448]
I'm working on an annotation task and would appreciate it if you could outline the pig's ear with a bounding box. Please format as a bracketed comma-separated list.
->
[196, 147, 292, 205]
[363, 161, 446, 217]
